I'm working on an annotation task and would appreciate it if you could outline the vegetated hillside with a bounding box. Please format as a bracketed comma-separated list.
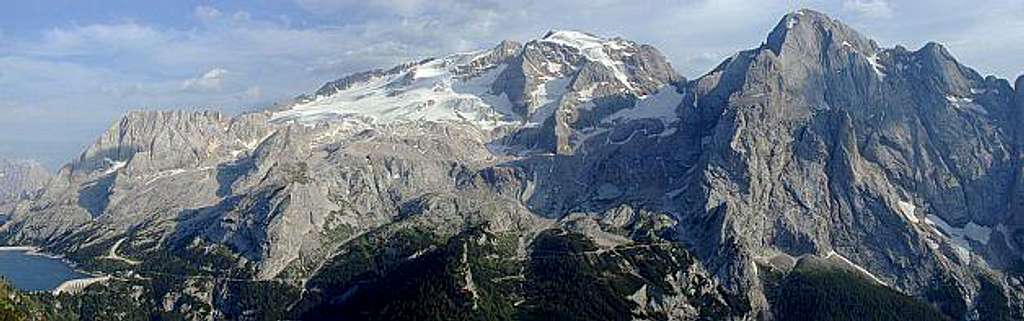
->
[0, 279, 73, 321]
[765, 257, 951, 321]
[1, 8, 1022, 321]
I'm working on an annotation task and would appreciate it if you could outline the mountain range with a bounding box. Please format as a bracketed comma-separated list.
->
[0, 9, 1021, 321]
[0, 157, 50, 221]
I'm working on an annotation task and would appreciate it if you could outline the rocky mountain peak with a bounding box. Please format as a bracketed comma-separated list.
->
[766, 9, 877, 57]
[527, 29, 678, 95]
[68, 110, 272, 182]
[452, 39, 523, 77]
[486, 30, 682, 153]
[538, 29, 625, 51]
[5, 9, 1024, 320]
[682, 10, 1024, 317]
[909, 41, 985, 94]
[1016, 75, 1024, 140]
[274, 30, 682, 155]
[1016, 75, 1024, 108]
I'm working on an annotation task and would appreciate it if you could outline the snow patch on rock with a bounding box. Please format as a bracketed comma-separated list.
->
[945, 95, 988, 114]
[896, 200, 919, 223]
[606, 87, 684, 122]
[924, 214, 993, 263]
[271, 54, 517, 130]
[841, 43, 886, 80]
[866, 53, 886, 79]
[925, 214, 992, 245]
[526, 76, 572, 127]
[541, 30, 636, 91]
[103, 158, 127, 175]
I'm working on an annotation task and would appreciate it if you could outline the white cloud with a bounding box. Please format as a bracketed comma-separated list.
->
[194, 5, 223, 23]
[293, 0, 500, 17]
[37, 23, 166, 56]
[843, 0, 894, 19]
[181, 68, 229, 92]
[231, 11, 252, 23]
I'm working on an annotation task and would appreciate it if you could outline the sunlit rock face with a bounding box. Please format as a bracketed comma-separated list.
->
[2, 9, 1023, 320]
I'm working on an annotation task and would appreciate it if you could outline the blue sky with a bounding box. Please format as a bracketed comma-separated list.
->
[1, 0, 1021, 168]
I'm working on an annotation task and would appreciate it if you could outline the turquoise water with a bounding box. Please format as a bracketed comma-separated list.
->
[0, 248, 87, 291]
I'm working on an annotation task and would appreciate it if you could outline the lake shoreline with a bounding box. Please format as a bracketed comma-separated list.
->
[0, 246, 37, 251]
[0, 246, 108, 293]
[0, 245, 67, 260]
[0, 249, 88, 292]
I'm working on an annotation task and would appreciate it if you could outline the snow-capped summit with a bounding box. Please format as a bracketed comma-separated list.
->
[538, 30, 639, 91]
[272, 30, 683, 154]
[539, 29, 628, 55]
[8, 10, 1024, 320]
[270, 47, 519, 129]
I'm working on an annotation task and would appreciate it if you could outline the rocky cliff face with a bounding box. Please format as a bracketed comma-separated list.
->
[675, 10, 1024, 317]
[492, 30, 682, 154]
[1011, 76, 1024, 241]
[1, 111, 274, 245]
[1, 9, 1022, 321]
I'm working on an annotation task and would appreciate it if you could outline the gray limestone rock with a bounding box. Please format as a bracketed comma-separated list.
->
[2, 11, 1023, 320]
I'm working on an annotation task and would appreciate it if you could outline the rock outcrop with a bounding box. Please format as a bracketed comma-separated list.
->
[677, 10, 1023, 317]
[1, 9, 1021, 320]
